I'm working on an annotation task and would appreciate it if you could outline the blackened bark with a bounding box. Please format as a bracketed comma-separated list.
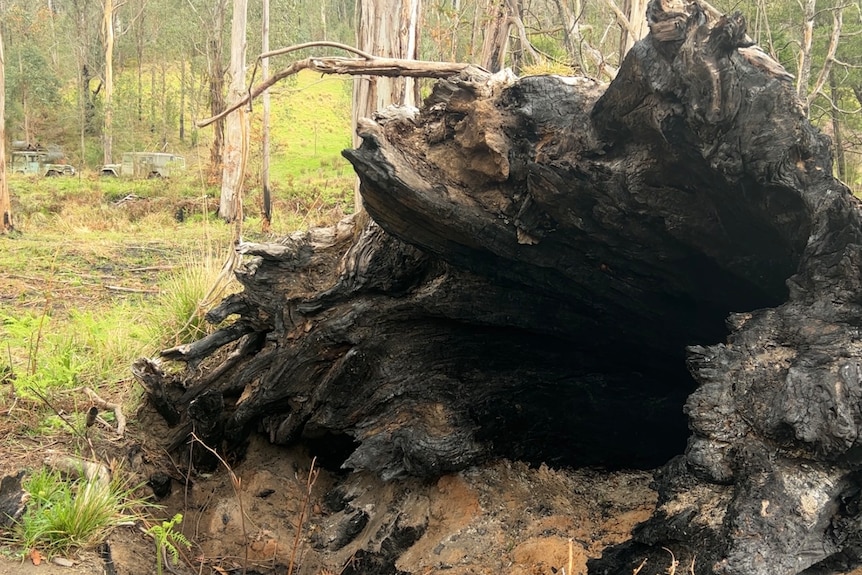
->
[135, 1, 862, 573]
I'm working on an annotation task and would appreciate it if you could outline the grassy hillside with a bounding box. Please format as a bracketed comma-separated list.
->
[245, 70, 356, 225]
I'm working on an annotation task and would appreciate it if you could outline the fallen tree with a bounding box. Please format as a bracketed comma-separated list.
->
[135, 1, 862, 573]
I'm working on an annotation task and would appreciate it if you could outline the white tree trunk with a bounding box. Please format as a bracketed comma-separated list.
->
[797, 0, 815, 103]
[352, 0, 422, 212]
[0, 24, 11, 233]
[219, 0, 249, 222]
[479, 0, 512, 72]
[609, 0, 648, 62]
[103, 0, 114, 165]
[261, 0, 272, 229]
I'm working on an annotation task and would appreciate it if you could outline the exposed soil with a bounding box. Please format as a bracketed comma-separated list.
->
[0, 390, 661, 575]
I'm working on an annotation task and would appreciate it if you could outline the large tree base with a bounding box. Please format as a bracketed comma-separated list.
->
[136, 1, 862, 574]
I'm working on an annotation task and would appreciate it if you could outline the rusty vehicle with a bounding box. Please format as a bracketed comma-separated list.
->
[10, 142, 76, 177]
[100, 152, 186, 178]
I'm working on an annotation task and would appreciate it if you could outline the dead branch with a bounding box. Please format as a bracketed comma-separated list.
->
[807, 6, 844, 108]
[104, 284, 159, 294]
[258, 40, 375, 62]
[83, 386, 127, 437]
[44, 453, 111, 486]
[197, 44, 482, 128]
[600, 0, 636, 38]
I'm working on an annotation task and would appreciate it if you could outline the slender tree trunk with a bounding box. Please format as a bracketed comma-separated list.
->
[806, 5, 843, 111]
[150, 67, 156, 132]
[321, 1, 327, 39]
[352, 0, 422, 212]
[261, 0, 272, 230]
[609, 0, 648, 62]
[219, 0, 249, 222]
[508, 0, 524, 73]
[17, 50, 31, 144]
[829, 69, 845, 181]
[103, 0, 114, 165]
[797, 0, 815, 104]
[160, 61, 167, 147]
[47, 0, 59, 69]
[208, 0, 228, 183]
[479, 0, 511, 72]
[135, 11, 144, 121]
[0, 25, 11, 234]
[179, 56, 186, 142]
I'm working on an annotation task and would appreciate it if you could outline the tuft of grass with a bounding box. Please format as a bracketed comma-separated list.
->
[145, 247, 236, 348]
[14, 466, 152, 557]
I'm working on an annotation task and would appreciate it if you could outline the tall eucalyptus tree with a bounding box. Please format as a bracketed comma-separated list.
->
[353, 0, 422, 210]
[219, 0, 248, 222]
[0, 21, 11, 234]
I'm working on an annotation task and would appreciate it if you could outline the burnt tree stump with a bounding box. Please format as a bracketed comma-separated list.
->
[134, 1, 862, 573]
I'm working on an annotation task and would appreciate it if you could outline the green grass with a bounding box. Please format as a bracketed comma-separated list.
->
[145, 248, 236, 349]
[1, 175, 238, 407]
[14, 467, 152, 557]
[245, 70, 355, 223]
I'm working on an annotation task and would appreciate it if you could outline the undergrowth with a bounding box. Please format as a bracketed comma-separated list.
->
[13, 467, 152, 558]
[0, 69, 354, 565]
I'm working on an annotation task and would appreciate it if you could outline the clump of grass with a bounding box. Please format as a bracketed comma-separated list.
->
[14, 466, 151, 557]
[146, 247, 235, 348]
[521, 58, 575, 76]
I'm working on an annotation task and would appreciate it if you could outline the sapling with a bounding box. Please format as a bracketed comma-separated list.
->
[147, 513, 191, 575]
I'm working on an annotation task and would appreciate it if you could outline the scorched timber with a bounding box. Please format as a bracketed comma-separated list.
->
[135, 1, 862, 574]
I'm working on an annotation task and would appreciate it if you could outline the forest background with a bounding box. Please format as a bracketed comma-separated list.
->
[1, 0, 861, 199]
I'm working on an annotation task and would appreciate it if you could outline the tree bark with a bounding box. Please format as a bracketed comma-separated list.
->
[353, 0, 422, 212]
[797, 0, 815, 106]
[613, 0, 648, 62]
[261, 0, 272, 229]
[139, 2, 862, 574]
[219, 0, 249, 222]
[0, 25, 11, 234]
[207, 0, 228, 184]
[102, 0, 114, 165]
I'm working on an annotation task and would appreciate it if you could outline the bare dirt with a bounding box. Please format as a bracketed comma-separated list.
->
[0, 389, 662, 575]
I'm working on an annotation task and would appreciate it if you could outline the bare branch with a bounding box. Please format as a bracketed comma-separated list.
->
[807, 6, 844, 107]
[198, 51, 481, 128]
[259, 40, 375, 61]
[84, 386, 127, 437]
[601, 0, 636, 38]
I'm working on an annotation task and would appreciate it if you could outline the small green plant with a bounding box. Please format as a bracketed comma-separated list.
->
[14, 466, 150, 557]
[146, 513, 191, 575]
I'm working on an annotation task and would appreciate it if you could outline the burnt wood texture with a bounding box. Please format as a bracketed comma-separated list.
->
[135, 1, 862, 573]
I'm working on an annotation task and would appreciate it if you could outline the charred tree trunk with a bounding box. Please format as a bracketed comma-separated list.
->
[136, 2, 862, 574]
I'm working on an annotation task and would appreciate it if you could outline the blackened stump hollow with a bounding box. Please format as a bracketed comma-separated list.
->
[135, 1, 862, 574]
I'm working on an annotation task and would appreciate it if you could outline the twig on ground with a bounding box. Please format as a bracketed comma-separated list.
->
[288, 457, 319, 575]
[83, 387, 127, 436]
[104, 285, 160, 294]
